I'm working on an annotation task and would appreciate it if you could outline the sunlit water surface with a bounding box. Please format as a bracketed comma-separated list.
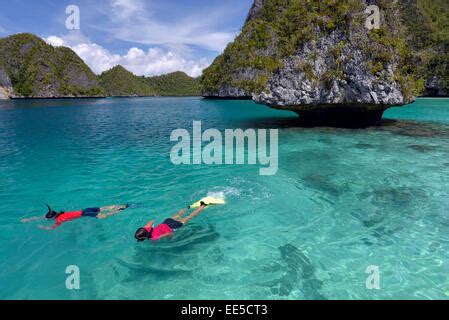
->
[0, 97, 448, 299]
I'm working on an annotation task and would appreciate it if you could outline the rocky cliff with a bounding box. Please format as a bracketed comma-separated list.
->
[0, 33, 105, 98]
[0, 67, 13, 99]
[201, 0, 448, 126]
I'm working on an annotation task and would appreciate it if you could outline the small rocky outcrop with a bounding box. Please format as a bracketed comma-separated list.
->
[201, 0, 447, 127]
[254, 24, 411, 127]
[423, 76, 448, 97]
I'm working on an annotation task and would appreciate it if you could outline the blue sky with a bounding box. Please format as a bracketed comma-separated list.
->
[0, 0, 253, 76]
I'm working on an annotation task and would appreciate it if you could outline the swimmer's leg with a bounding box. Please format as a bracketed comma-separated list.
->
[179, 204, 206, 224]
[100, 205, 128, 213]
[97, 205, 129, 219]
[172, 206, 191, 220]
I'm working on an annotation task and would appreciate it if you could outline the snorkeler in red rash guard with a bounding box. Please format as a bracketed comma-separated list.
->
[21, 204, 129, 230]
[134, 202, 208, 242]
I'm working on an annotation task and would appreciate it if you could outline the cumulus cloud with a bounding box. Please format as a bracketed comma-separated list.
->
[46, 36, 65, 47]
[45, 35, 210, 77]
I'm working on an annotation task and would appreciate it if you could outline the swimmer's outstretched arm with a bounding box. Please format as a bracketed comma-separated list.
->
[21, 216, 44, 223]
[179, 204, 207, 224]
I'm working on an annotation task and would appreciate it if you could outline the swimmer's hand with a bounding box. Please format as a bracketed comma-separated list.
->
[97, 214, 107, 219]
[21, 217, 43, 223]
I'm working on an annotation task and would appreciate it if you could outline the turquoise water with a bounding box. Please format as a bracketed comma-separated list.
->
[0, 97, 448, 300]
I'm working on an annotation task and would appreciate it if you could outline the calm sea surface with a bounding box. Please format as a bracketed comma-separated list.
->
[0, 97, 448, 299]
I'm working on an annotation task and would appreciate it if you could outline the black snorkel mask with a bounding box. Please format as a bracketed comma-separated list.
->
[45, 204, 58, 220]
[135, 227, 153, 242]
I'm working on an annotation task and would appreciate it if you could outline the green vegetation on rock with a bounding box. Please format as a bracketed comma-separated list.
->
[201, 0, 448, 98]
[145, 71, 201, 96]
[100, 67, 201, 97]
[99, 65, 156, 97]
[0, 33, 105, 98]
[398, 0, 448, 95]
[201, 0, 367, 96]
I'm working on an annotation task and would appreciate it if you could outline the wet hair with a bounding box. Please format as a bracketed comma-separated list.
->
[135, 227, 152, 242]
[45, 205, 59, 220]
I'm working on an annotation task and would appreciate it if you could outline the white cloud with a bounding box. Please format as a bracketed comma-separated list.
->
[45, 35, 210, 77]
[46, 36, 65, 47]
[90, 0, 241, 52]
[0, 26, 6, 34]
[42, 0, 250, 78]
[110, 0, 144, 19]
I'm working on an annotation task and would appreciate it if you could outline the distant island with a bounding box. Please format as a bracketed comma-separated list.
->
[0, 33, 201, 99]
[99, 66, 201, 97]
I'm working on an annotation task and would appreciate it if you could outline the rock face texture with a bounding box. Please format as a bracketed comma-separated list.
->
[245, 0, 268, 23]
[0, 33, 105, 98]
[201, 0, 447, 126]
[0, 67, 13, 99]
[202, 86, 252, 100]
[423, 76, 448, 97]
[255, 25, 409, 126]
